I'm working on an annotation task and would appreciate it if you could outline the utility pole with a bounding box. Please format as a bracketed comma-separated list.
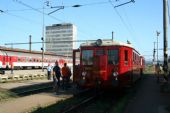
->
[41, 37, 44, 72]
[29, 35, 32, 52]
[163, 0, 168, 82]
[156, 31, 160, 64]
[41, 1, 46, 72]
[153, 42, 156, 63]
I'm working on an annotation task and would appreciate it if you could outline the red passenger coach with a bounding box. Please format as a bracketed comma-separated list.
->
[0, 46, 72, 69]
[73, 39, 145, 89]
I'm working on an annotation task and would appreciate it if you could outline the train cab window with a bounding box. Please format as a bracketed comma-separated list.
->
[82, 50, 93, 65]
[108, 49, 119, 65]
[26, 58, 28, 62]
[124, 50, 128, 65]
[96, 49, 105, 56]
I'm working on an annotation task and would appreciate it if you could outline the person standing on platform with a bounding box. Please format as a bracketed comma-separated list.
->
[61, 63, 71, 90]
[11, 63, 14, 74]
[52, 61, 61, 95]
[47, 64, 52, 80]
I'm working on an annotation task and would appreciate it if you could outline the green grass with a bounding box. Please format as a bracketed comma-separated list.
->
[107, 93, 129, 113]
[30, 95, 88, 113]
[0, 88, 18, 102]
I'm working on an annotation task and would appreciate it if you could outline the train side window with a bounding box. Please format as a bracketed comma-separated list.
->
[18, 58, 21, 62]
[82, 50, 93, 65]
[124, 50, 128, 65]
[26, 58, 28, 62]
[108, 49, 119, 65]
[30, 58, 32, 62]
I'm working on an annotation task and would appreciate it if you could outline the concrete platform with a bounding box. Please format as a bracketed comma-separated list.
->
[123, 74, 170, 113]
[0, 92, 73, 113]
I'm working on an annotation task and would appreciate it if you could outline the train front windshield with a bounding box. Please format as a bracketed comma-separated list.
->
[81, 49, 119, 65]
[82, 50, 93, 65]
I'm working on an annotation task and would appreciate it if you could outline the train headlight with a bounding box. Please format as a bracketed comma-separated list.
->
[82, 71, 87, 77]
[113, 72, 118, 77]
[113, 72, 118, 80]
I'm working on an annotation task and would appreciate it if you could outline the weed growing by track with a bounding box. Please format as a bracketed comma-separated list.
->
[0, 88, 17, 102]
[30, 95, 89, 113]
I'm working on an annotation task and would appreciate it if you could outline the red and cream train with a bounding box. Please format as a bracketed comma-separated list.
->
[73, 39, 145, 89]
[0, 46, 72, 69]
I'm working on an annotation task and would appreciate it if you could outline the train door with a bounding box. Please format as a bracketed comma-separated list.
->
[94, 54, 107, 81]
[119, 47, 132, 86]
[73, 49, 80, 83]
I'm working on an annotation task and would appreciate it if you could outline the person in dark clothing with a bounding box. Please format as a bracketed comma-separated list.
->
[52, 61, 61, 94]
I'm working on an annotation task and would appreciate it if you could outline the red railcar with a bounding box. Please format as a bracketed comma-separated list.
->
[0, 46, 72, 69]
[73, 39, 145, 89]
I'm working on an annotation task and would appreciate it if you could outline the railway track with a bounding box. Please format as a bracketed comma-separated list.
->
[10, 82, 53, 96]
[59, 90, 124, 113]
[29, 87, 127, 113]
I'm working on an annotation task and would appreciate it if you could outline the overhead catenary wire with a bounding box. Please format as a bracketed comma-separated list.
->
[108, 0, 135, 38]
[6, 0, 136, 48]
[14, 0, 63, 22]
[1, 10, 41, 25]
[4, 40, 98, 45]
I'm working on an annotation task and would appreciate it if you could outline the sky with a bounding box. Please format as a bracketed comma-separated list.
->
[0, 0, 168, 61]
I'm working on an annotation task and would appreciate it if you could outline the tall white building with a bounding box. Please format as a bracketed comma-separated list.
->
[45, 23, 77, 57]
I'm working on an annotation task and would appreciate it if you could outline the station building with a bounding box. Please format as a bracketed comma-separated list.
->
[45, 23, 77, 57]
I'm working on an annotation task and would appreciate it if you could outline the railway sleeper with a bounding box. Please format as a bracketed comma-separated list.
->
[0, 75, 8, 82]
[39, 74, 45, 79]
[12, 75, 19, 80]
[28, 74, 34, 80]
[19, 74, 29, 80]
[32, 74, 39, 79]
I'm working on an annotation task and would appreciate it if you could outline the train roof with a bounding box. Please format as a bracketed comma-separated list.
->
[0, 46, 71, 57]
[80, 39, 133, 48]
[80, 39, 142, 55]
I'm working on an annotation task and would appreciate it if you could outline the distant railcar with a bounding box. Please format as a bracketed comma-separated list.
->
[0, 47, 72, 69]
[73, 39, 145, 89]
